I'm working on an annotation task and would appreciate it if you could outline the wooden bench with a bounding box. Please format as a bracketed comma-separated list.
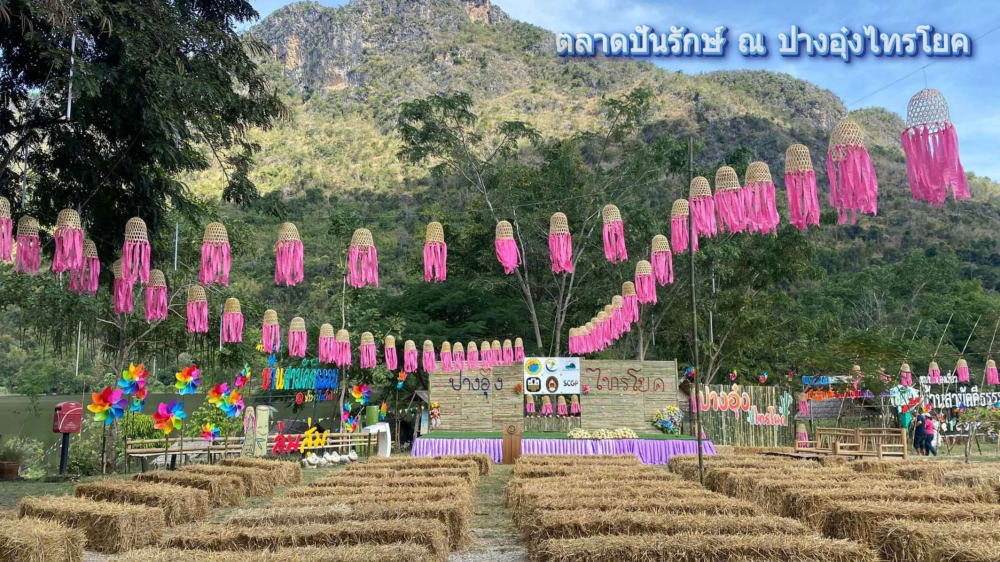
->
[125, 436, 244, 472]
[795, 428, 907, 459]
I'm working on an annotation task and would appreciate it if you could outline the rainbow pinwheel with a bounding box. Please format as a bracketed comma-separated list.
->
[152, 401, 186, 435]
[380, 401, 387, 420]
[130, 385, 148, 412]
[219, 389, 244, 418]
[88, 386, 127, 425]
[207, 383, 230, 406]
[344, 416, 358, 432]
[396, 371, 407, 390]
[174, 365, 201, 395]
[118, 363, 148, 396]
[235, 364, 251, 388]
[342, 403, 351, 423]
[352, 384, 371, 405]
[201, 423, 220, 442]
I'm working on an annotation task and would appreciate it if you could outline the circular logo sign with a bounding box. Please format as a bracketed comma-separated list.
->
[545, 358, 559, 372]
[525, 359, 542, 374]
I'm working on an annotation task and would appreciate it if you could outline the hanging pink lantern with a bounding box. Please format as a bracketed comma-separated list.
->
[514, 337, 525, 362]
[52, 209, 84, 274]
[651, 235, 673, 286]
[502, 339, 514, 366]
[611, 296, 629, 336]
[479, 340, 492, 369]
[186, 285, 208, 333]
[595, 313, 609, 350]
[956, 357, 970, 383]
[689, 177, 717, 239]
[601, 204, 627, 263]
[423, 221, 447, 282]
[440, 342, 453, 372]
[902, 89, 969, 207]
[622, 281, 639, 324]
[635, 260, 656, 304]
[491, 341, 502, 368]
[275, 222, 303, 287]
[404, 340, 418, 372]
[928, 360, 941, 384]
[494, 220, 520, 274]
[743, 162, 780, 235]
[288, 317, 307, 358]
[422, 340, 437, 373]
[0, 197, 12, 262]
[200, 222, 231, 286]
[828, 120, 878, 225]
[797, 393, 810, 416]
[122, 217, 150, 283]
[548, 212, 573, 273]
[670, 199, 696, 254]
[335, 329, 351, 367]
[568, 328, 578, 355]
[144, 269, 168, 322]
[360, 332, 377, 369]
[784, 145, 821, 230]
[466, 341, 479, 370]
[604, 304, 621, 341]
[452, 342, 465, 370]
[70, 239, 100, 296]
[14, 216, 40, 275]
[583, 323, 595, 354]
[262, 310, 281, 354]
[714, 166, 746, 234]
[899, 361, 913, 387]
[986, 358, 999, 386]
[222, 298, 243, 343]
[319, 324, 336, 364]
[347, 228, 379, 288]
[384, 335, 398, 371]
[113, 260, 134, 315]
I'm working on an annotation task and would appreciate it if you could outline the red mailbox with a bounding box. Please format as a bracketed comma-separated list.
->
[53, 402, 83, 434]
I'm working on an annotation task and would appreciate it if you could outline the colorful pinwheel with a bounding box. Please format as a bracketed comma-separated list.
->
[208, 382, 230, 406]
[396, 371, 407, 390]
[379, 401, 387, 420]
[130, 385, 148, 412]
[201, 423, 220, 442]
[219, 389, 244, 418]
[342, 403, 351, 423]
[152, 401, 186, 435]
[118, 363, 148, 396]
[235, 364, 251, 388]
[174, 365, 201, 395]
[351, 384, 371, 405]
[344, 416, 358, 432]
[759, 372, 768, 384]
[88, 386, 127, 425]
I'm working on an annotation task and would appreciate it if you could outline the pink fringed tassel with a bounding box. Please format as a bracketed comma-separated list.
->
[347, 245, 379, 288]
[623, 293, 639, 324]
[0, 216, 12, 262]
[422, 350, 436, 373]
[715, 189, 746, 234]
[335, 340, 351, 368]
[222, 312, 243, 343]
[186, 300, 208, 333]
[144, 286, 168, 322]
[288, 330, 307, 358]
[424, 240, 447, 282]
[15, 233, 40, 275]
[441, 349, 453, 372]
[319, 335, 336, 364]
[123, 240, 150, 284]
[263, 324, 281, 354]
[602, 220, 627, 263]
[745, 181, 780, 235]
[200, 242, 231, 286]
[404, 348, 418, 373]
[540, 402, 553, 416]
[900, 370, 913, 387]
[495, 238, 520, 275]
[902, 122, 969, 208]
[70, 255, 100, 296]
[690, 197, 718, 239]
[501, 346, 512, 366]
[114, 279, 134, 315]
[928, 365, 941, 384]
[570, 401, 580, 415]
[480, 348, 492, 369]
[548, 232, 574, 274]
[557, 403, 568, 417]
[466, 348, 479, 370]
[986, 361, 999, 386]
[785, 170, 820, 230]
[635, 271, 656, 305]
[514, 342, 524, 362]
[670, 216, 697, 254]
[525, 399, 535, 416]
[360, 342, 377, 369]
[384, 342, 397, 371]
[453, 349, 465, 370]
[957, 362, 970, 383]
[52, 227, 83, 274]
[651, 250, 673, 286]
[275, 238, 304, 287]
[798, 399, 809, 416]
[827, 144, 879, 225]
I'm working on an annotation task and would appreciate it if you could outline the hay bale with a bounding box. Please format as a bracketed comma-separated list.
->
[0, 516, 85, 562]
[282, 485, 472, 507]
[509, 483, 710, 514]
[312, 474, 467, 489]
[117, 544, 432, 562]
[515, 495, 755, 528]
[524, 510, 811, 541]
[818, 455, 848, 467]
[785, 486, 996, 529]
[822, 500, 1000, 544]
[878, 519, 1000, 562]
[531, 533, 877, 562]
[17, 496, 163, 554]
[344, 465, 478, 485]
[220, 457, 301, 485]
[511, 465, 661, 480]
[163, 520, 449, 560]
[506, 477, 698, 510]
[893, 461, 970, 484]
[850, 459, 904, 475]
[942, 467, 1000, 489]
[516, 454, 640, 466]
[367, 458, 480, 477]
[75, 479, 210, 526]
[180, 464, 275, 496]
[432, 453, 492, 475]
[134, 470, 245, 507]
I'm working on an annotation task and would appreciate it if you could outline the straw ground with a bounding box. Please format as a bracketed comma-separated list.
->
[116, 544, 432, 562]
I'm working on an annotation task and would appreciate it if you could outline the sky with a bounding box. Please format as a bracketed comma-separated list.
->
[248, 0, 1000, 180]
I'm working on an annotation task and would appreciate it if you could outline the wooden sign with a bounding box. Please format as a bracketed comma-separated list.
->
[502, 423, 521, 464]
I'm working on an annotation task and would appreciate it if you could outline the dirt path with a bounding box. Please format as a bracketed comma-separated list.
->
[449, 464, 527, 562]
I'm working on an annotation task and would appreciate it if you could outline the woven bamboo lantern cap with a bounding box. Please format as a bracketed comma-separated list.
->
[906, 88, 951, 129]
[320, 323, 334, 338]
[56, 209, 82, 230]
[277, 222, 300, 242]
[203, 222, 229, 244]
[17, 216, 39, 238]
[785, 144, 814, 174]
[361, 332, 375, 345]
[187, 285, 207, 303]
[715, 166, 740, 192]
[125, 217, 148, 243]
[385, 335, 396, 347]
[223, 298, 241, 314]
[112, 259, 124, 280]
[670, 199, 689, 217]
[929, 360, 940, 372]
[549, 212, 569, 235]
[596, 311, 607, 323]
[503, 339, 512, 350]
[612, 295, 623, 308]
[622, 281, 636, 295]
[495, 220, 513, 240]
[491, 340, 501, 351]
[514, 337, 522, 348]
[829, 120, 865, 161]
[263, 309, 278, 326]
[744, 162, 773, 185]
[453, 342, 464, 353]
[636, 259, 652, 275]
[481, 341, 491, 353]
[584, 322, 594, 333]
[689, 177, 712, 199]
[601, 204, 621, 225]
[957, 357, 968, 369]
[350, 228, 373, 247]
[603, 305, 613, 317]
[289, 317, 306, 332]
[441, 341, 451, 352]
[404, 340, 416, 351]
[0, 197, 10, 219]
[652, 234, 670, 254]
[900, 362, 911, 373]
[425, 222, 444, 243]
[987, 359, 997, 370]
[148, 269, 166, 288]
[83, 239, 98, 258]
[467, 341, 477, 352]
[336, 329, 349, 342]
[569, 327, 578, 338]
[423, 340, 434, 352]
[851, 364, 862, 374]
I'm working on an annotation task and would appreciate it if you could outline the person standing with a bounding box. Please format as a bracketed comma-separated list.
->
[913, 414, 927, 456]
[924, 415, 937, 456]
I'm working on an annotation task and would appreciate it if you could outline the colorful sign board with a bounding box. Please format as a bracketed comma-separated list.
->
[523, 357, 580, 394]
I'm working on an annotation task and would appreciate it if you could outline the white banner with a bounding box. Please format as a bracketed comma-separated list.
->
[523, 357, 580, 394]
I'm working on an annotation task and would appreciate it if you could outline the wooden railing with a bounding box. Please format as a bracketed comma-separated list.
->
[124, 436, 244, 472]
[796, 427, 907, 459]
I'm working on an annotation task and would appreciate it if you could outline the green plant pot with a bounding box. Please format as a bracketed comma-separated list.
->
[0, 461, 21, 480]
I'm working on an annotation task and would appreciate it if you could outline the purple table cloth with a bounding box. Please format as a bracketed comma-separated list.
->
[411, 437, 714, 464]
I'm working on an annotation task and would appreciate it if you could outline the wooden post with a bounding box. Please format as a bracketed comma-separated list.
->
[901, 428, 908, 460]
[502, 423, 521, 464]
